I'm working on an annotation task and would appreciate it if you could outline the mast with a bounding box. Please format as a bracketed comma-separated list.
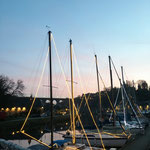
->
[69, 39, 76, 144]
[48, 31, 53, 149]
[121, 66, 125, 85]
[121, 66, 126, 125]
[108, 56, 115, 126]
[132, 80, 137, 104]
[95, 55, 102, 122]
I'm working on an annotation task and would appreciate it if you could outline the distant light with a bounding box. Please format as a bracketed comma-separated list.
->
[45, 100, 50, 103]
[22, 107, 26, 112]
[53, 100, 57, 105]
[5, 108, 10, 112]
[11, 107, 16, 112]
[1, 108, 4, 111]
[59, 100, 62, 103]
[62, 112, 66, 115]
[146, 105, 149, 110]
[17, 107, 21, 112]
[116, 106, 119, 111]
[12, 132, 15, 135]
[139, 105, 143, 110]
[41, 130, 43, 134]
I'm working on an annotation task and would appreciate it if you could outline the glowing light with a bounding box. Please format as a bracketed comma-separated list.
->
[22, 130, 25, 133]
[62, 112, 66, 115]
[45, 100, 50, 103]
[40, 130, 43, 134]
[11, 107, 16, 112]
[53, 100, 57, 105]
[146, 105, 149, 110]
[116, 106, 119, 111]
[22, 107, 26, 112]
[1, 108, 4, 111]
[17, 107, 21, 112]
[5, 108, 10, 112]
[139, 105, 143, 110]
[12, 132, 15, 135]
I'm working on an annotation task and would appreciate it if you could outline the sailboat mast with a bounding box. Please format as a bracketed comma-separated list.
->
[48, 31, 53, 149]
[95, 55, 102, 121]
[108, 56, 115, 126]
[121, 66, 125, 84]
[69, 39, 76, 144]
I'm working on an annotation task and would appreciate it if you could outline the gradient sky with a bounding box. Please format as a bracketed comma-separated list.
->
[0, 0, 150, 98]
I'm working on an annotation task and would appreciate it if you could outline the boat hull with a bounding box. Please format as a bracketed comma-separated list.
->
[63, 134, 127, 148]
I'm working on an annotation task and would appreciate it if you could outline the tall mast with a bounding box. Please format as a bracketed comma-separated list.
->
[95, 55, 102, 121]
[108, 56, 115, 126]
[121, 66, 125, 85]
[48, 31, 53, 149]
[69, 39, 76, 144]
[121, 66, 126, 125]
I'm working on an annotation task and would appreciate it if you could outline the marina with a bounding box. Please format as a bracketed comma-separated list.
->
[0, 31, 150, 150]
[1, 1, 150, 150]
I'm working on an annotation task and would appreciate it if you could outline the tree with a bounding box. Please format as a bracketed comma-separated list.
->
[137, 80, 148, 90]
[0, 75, 25, 97]
[136, 80, 150, 102]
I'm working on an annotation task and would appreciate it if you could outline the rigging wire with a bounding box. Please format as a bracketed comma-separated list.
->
[98, 71, 129, 137]
[122, 85, 142, 128]
[110, 57, 142, 129]
[29, 34, 48, 95]
[19, 47, 53, 149]
[109, 88, 120, 121]
[20, 34, 92, 149]
[52, 35, 92, 149]
[20, 48, 49, 131]
[21, 131, 53, 149]
[72, 46, 106, 150]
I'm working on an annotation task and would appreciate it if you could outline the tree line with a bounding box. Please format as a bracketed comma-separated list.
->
[0, 74, 150, 108]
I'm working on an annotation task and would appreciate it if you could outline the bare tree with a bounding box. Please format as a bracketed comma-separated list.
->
[0, 75, 25, 97]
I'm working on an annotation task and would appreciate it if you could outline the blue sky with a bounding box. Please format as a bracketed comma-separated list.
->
[0, 0, 150, 97]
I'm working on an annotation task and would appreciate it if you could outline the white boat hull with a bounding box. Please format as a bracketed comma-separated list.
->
[63, 134, 127, 148]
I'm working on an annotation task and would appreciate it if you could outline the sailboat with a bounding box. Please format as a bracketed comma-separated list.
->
[19, 31, 103, 150]
[63, 55, 128, 148]
[111, 65, 147, 130]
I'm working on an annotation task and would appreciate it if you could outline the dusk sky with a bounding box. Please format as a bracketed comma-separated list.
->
[0, 0, 150, 98]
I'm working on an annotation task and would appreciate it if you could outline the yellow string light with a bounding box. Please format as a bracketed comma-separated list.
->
[20, 48, 49, 131]
[52, 35, 92, 149]
[21, 131, 52, 148]
[72, 46, 106, 150]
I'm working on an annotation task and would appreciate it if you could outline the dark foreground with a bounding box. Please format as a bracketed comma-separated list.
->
[121, 125, 150, 150]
